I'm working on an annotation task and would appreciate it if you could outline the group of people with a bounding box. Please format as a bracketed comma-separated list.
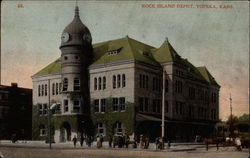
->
[72, 135, 94, 148]
[72, 134, 168, 150]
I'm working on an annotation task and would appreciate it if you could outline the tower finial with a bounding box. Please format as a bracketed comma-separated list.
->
[75, 0, 79, 18]
[165, 37, 168, 43]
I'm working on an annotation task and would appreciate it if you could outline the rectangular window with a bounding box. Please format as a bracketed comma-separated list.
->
[59, 83, 62, 93]
[64, 100, 68, 112]
[101, 99, 106, 112]
[73, 100, 80, 112]
[153, 77, 155, 91]
[98, 77, 102, 90]
[175, 102, 179, 114]
[103, 77, 106, 89]
[165, 79, 168, 92]
[139, 97, 144, 112]
[43, 104, 48, 115]
[189, 87, 195, 100]
[39, 104, 43, 115]
[139, 74, 142, 88]
[112, 98, 118, 111]
[63, 78, 68, 91]
[117, 75, 121, 88]
[142, 75, 145, 88]
[165, 101, 168, 113]
[42, 85, 44, 96]
[52, 83, 55, 95]
[38, 85, 41, 97]
[122, 74, 126, 88]
[74, 78, 80, 91]
[94, 78, 97, 90]
[45, 84, 47, 96]
[116, 122, 123, 133]
[98, 123, 105, 135]
[119, 97, 125, 111]
[145, 76, 149, 89]
[144, 98, 149, 112]
[175, 80, 182, 93]
[152, 100, 156, 112]
[179, 103, 183, 115]
[156, 100, 161, 113]
[94, 99, 99, 112]
[113, 76, 116, 89]
[56, 83, 59, 94]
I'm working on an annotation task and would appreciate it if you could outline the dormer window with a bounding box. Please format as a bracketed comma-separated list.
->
[107, 47, 122, 55]
[142, 51, 149, 57]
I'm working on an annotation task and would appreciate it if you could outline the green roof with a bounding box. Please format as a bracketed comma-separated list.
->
[34, 58, 61, 76]
[32, 37, 219, 87]
[91, 37, 160, 67]
[151, 40, 178, 63]
[197, 66, 219, 86]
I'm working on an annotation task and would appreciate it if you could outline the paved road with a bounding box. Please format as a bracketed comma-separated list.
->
[0, 141, 249, 158]
[0, 146, 249, 158]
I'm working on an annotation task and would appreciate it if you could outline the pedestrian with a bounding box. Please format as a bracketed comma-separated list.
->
[72, 136, 77, 148]
[86, 136, 92, 147]
[80, 136, 84, 147]
[125, 135, 130, 148]
[140, 135, 144, 149]
[133, 137, 137, 148]
[144, 137, 149, 149]
[96, 135, 101, 148]
[235, 137, 242, 151]
[108, 135, 113, 148]
[113, 135, 116, 148]
[100, 135, 104, 147]
[167, 140, 171, 149]
[155, 137, 159, 150]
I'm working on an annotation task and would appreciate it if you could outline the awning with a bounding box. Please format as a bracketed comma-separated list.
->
[136, 113, 162, 122]
[136, 113, 215, 126]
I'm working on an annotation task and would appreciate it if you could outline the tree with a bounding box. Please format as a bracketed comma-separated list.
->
[226, 114, 239, 137]
[238, 113, 249, 122]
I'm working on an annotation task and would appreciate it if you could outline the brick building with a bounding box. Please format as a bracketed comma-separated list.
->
[0, 83, 32, 140]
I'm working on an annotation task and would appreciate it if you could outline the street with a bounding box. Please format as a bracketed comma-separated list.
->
[0, 142, 249, 158]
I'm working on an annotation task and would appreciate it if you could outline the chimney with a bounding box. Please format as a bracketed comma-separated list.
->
[11, 83, 18, 87]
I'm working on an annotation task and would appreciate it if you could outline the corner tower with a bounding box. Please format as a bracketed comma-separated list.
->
[60, 6, 93, 115]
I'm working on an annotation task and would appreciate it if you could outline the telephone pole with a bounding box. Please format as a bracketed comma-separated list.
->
[161, 70, 166, 139]
[229, 94, 233, 137]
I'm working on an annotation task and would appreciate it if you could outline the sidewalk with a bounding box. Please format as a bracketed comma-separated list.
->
[0, 140, 200, 152]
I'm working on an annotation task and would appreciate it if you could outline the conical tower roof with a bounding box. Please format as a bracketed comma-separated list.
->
[60, 6, 92, 48]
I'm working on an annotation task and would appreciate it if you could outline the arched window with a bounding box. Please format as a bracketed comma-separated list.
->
[117, 75, 121, 88]
[41, 85, 44, 96]
[142, 75, 145, 88]
[52, 83, 55, 95]
[74, 78, 80, 91]
[94, 78, 97, 90]
[63, 78, 68, 91]
[38, 85, 41, 96]
[113, 75, 116, 89]
[56, 83, 59, 94]
[98, 77, 102, 90]
[122, 74, 126, 88]
[39, 124, 46, 136]
[103, 77, 106, 89]
[45, 84, 47, 96]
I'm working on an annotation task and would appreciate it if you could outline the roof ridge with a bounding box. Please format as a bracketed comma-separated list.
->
[126, 37, 136, 59]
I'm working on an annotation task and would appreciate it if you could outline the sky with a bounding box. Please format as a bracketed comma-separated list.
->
[1, 1, 249, 120]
